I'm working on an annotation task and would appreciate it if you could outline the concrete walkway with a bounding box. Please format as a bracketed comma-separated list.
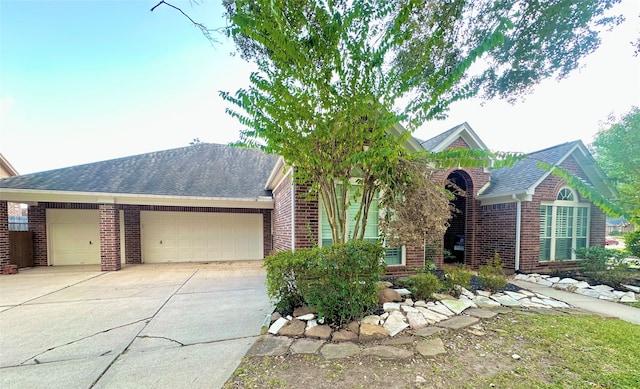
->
[511, 280, 640, 325]
[0, 262, 273, 389]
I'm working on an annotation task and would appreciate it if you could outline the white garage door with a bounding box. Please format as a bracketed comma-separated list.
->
[48, 209, 100, 265]
[140, 211, 264, 263]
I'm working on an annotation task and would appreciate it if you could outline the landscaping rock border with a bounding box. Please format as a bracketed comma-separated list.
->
[514, 273, 640, 303]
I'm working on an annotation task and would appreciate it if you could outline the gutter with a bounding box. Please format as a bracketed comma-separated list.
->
[512, 194, 522, 271]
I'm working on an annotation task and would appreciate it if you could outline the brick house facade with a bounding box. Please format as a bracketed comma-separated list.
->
[0, 124, 614, 273]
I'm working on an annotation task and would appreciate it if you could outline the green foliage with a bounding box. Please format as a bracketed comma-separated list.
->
[624, 230, 640, 258]
[592, 107, 640, 225]
[263, 250, 307, 312]
[265, 242, 386, 323]
[441, 265, 473, 297]
[299, 241, 386, 326]
[575, 246, 633, 288]
[478, 252, 507, 292]
[407, 273, 441, 301]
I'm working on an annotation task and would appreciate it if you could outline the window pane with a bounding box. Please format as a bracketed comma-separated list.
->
[555, 238, 573, 260]
[539, 238, 551, 261]
[385, 247, 402, 265]
[539, 206, 552, 261]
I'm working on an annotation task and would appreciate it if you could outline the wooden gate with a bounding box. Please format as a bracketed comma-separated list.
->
[10, 231, 34, 268]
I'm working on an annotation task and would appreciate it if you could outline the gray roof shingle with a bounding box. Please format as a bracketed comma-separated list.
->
[479, 141, 580, 197]
[0, 144, 279, 199]
[419, 123, 465, 151]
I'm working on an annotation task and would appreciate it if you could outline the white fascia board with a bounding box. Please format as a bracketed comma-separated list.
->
[477, 191, 533, 206]
[432, 123, 489, 152]
[0, 189, 274, 209]
[265, 156, 286, 190]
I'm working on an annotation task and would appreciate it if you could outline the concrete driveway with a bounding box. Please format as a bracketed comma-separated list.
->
[0, 262, 273, 389]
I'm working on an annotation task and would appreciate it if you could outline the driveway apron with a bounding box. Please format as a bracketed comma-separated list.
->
[0, 262, 272, 389]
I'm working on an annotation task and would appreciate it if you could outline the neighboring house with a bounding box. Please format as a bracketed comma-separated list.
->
[0, 124, 613, 273]
[0, 152, 26, 228]
[606, 217, 634, 234]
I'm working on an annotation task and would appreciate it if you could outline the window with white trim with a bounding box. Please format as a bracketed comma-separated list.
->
[319, 186, 403, 266]
[539, 187, 590, 261]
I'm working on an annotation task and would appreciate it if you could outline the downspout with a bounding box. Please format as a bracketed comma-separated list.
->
[512, 194, 522, 271]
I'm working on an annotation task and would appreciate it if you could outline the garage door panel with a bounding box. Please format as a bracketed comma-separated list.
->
[48, 209, 101, 265]
[141, 211, 263, 263]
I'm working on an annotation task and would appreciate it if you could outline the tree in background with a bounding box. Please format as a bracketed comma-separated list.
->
[218, 0, 622, 246]
[592, 106, 640, 226]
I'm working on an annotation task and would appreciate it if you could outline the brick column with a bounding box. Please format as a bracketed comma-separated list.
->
[28, 204, 48, 266]
[99, 204, 121, 271]
[0, 201, 9, 266]
[123, 206, 141, 264]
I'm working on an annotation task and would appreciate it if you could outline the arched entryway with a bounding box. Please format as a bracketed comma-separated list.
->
[444, 170, 473, 265]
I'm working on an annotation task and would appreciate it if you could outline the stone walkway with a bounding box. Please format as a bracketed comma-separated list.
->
[247, 284, 593, 361]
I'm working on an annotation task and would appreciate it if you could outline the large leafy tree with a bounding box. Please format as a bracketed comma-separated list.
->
[218, 0, 621, 245]
[592, 106, 640, 225]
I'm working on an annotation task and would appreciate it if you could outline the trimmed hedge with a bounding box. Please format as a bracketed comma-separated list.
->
[264, 241, 386, 325]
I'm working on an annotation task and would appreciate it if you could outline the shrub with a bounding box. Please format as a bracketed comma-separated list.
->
[263, 250, 307, 313]
[575, 246, 634, 288]
[441, 265, 473, 297]
[478, 252, 507, 292]
[625, 230, 640, 258]
[408, 273, 441, 300]
[297, 241, 386, 326]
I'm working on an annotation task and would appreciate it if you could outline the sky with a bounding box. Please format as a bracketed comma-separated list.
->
[1, 0, 639, 175]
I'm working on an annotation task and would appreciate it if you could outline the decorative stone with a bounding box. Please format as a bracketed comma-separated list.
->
[382, 336, 414, 346]
[359, 323, 389, 342]
[414, 300, 429, 308]
[432, 293, 457, 301]
[465, 308, 498, 319]
[518, 290, 536, 297]
[268, 317, 289, 335]
[378, 288, 402, 304]
[416, 337, 446, 357]
[321, 343, 360, 359]
[592, 284, 614, 292]
[270, 312, 282, 324]
[621, 284, 640, 293]
[473, 296, 501, 308]
[490, 294, 521, 307]
[332, 330, 358, 342]
[362, 346, 413, 360]
[460, 287, 475, 299]
[290, 338, 324, 354]
[306, 319, 318, 330]
[436, 315, 480, 330]
[620, 292, 637, 303]
[520, 299, 549, 308]
[504, 291, 528, 300]
[530, 297, 551, 307]
[401, 305, 419, 313]
[598, 292, 618, 301]
[402, 298, 415, 306]
[347, 321, 360, 335]
[394, 288, 412, 296]
[377, 281, 393, 289]
[416, 307, 448, 324]
[415, 327, 446, 337]
[459, 295, 478, 308]
[428, 302, 456, 317]
[383, 302, 401, 312]
[559, 278, 579, 284]
[296, 313, 315, 321]
[441, 299, 472, 315]
[246, 335, 293, 357]
[305, 324, 332, 340]
[542, 298, 569, 308]
[380, 312, 389, 320]
[476, 290, 492, 297]
[512, 354, 521, 360]
[278, 319, 306, 338]
[554, 283, 576, 291]
[406, 311, 429, 329]
[293, 306, 315, 317]
[547, 277, 560, 283]
[537, 279, 553, 287]
[514, 273, 529, 281]
[574, 281, 591, 289]
[575, 288, 601, 299]
[362, 315, 380, 325]
[383, 311, 409, 337]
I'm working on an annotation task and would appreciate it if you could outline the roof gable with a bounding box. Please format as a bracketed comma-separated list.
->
[0, 144, 279, 200]
[478, 140, 615, 201]
[419, 122, 488, 152]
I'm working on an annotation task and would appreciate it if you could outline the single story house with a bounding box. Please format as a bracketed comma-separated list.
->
[0, 123, 613, 274]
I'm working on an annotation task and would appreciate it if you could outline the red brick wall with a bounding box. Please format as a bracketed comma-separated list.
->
[123, 206, 141, 264]
[385, 246, 426, 276]
[28, 204, 47, 266]
[479, 203, 518, 269]
[0, 201, 8, 266]
[293, 182, 319, 249]
[272, 172, 293, 252]
[99, 204, 121, 271]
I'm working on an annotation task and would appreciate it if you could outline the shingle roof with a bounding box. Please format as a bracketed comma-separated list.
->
[479, 141, 580, 197]
[0, 144, 279, 198]
[419, 124, 465, 151]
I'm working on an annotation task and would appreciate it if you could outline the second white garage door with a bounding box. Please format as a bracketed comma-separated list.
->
[140, 211, 264, 263]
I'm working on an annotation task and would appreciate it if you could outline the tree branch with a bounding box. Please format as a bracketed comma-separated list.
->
[150, 0, 220, 44]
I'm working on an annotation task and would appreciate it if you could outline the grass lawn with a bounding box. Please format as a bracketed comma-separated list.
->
[225, 312, 640, 388]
